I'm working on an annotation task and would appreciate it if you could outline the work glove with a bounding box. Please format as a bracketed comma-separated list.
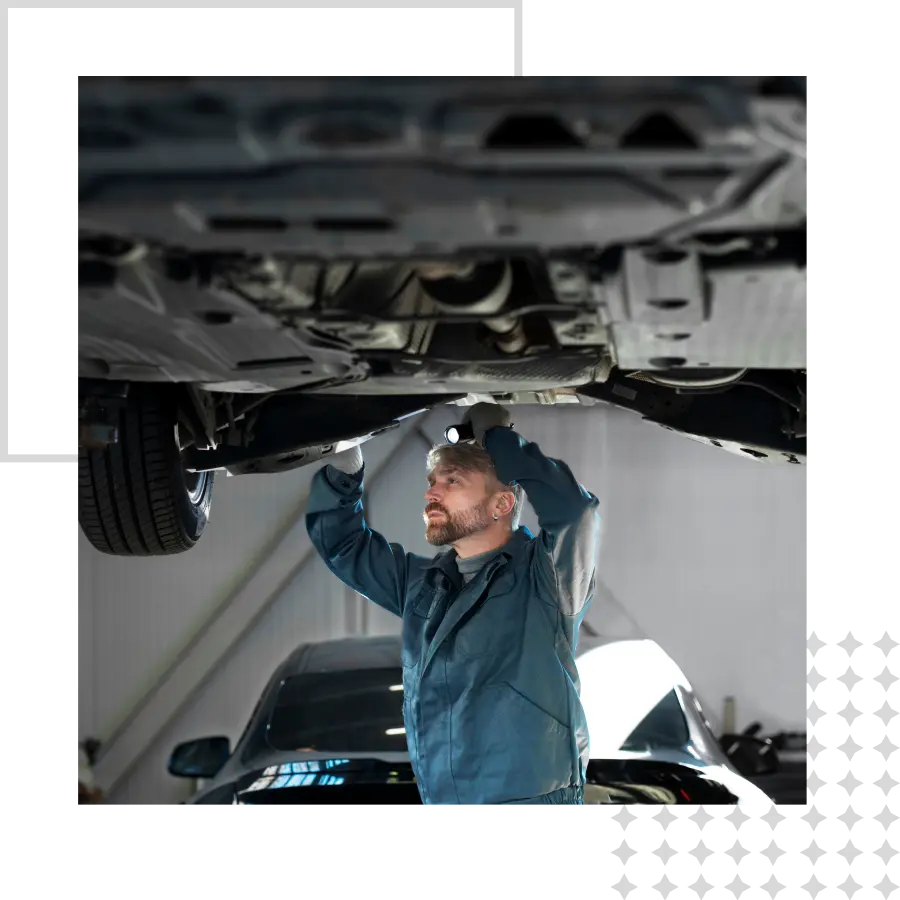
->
[328, 444, 363, 475]
[463, 402, 512, 446]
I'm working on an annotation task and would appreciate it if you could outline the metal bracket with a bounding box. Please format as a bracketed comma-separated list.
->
[577, 371, 806, 463]
[184, 393, 445, 474]
[182, 385, 219, 451]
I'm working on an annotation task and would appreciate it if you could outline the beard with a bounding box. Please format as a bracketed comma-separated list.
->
[424, 497, 494, 546]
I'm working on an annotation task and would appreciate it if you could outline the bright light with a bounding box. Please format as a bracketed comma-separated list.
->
[446, 426, 460, 444]
[385, 727, 406, 736]
[389, 684, 403, 692]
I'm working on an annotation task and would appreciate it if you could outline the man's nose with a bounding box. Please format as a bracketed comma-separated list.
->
[425, 485, 441, 503]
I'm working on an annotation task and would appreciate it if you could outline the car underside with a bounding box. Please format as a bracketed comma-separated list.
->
[78, 76, 806, 556]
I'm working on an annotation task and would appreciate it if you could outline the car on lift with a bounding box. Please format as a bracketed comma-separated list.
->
[168, 633, 776, 806]
[79, 77, 806, 556]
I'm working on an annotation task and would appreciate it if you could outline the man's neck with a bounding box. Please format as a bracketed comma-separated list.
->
[452, 525, 513, 559]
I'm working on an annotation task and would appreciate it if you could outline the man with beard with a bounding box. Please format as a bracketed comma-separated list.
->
[306, 402, 601, 804]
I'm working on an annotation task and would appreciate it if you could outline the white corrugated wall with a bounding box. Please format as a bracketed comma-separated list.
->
[80, 403, 805, 803]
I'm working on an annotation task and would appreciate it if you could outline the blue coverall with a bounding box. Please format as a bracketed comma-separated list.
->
[306, 425, 602, 804]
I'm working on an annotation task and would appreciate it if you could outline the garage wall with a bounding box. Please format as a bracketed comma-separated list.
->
[82, 402, 805, 803]
[420, 403, 806, 734]
[78, 461, 325, 744]
[590, 406, 806, 735]
[110, 552, 348, 804]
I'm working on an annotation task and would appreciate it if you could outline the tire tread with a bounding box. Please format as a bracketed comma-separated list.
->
[78, 388, 213, 556]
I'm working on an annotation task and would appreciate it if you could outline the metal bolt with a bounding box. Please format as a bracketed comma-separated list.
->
[550, 264, 577, 282]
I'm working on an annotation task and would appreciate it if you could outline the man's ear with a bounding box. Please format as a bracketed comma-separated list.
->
[496, 489, 516, 516]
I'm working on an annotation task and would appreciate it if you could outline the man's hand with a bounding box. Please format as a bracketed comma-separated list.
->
[463, 402, 512, 445]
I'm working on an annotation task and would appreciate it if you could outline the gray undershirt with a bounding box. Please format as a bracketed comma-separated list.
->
[455, 545, 505, 585]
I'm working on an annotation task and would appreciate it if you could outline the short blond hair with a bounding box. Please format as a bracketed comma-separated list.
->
[426, 442, 524, 529]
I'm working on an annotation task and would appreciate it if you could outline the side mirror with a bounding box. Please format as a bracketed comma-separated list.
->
[168, 737, 231, 779]
[720, 733, 779, 777]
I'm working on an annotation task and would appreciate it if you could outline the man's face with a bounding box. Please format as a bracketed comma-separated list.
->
[423, 463, 494, 546]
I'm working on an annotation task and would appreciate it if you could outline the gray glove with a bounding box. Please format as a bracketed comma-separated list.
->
[328, 444, 363, 475]
[463, 402, 512, 445]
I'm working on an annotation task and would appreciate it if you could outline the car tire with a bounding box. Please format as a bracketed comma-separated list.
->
[79, 386, 215, 556]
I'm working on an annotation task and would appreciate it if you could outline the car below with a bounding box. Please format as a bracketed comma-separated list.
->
[169, 633, 774, 807]
[78, 77, 806, 558]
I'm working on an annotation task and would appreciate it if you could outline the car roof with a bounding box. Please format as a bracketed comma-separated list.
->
[278, 635, 404, 678]
[275, 631, 610, 679]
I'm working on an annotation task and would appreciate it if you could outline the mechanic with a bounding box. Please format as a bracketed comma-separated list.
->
[306, 402, 601, 804]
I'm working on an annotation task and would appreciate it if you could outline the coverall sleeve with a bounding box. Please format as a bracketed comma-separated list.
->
[484, 427, 601, 616]
[305, 463, 409, 618]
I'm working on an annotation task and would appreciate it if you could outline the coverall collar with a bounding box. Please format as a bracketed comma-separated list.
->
[426, 526, 533, 574]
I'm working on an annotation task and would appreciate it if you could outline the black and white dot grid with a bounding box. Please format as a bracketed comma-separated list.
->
[589, 631, 899, 897]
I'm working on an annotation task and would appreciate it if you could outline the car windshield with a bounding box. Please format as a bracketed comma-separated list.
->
[619, 690, 690, 753]
[266, 667, 690, 756]
[267, 667, 407, 752]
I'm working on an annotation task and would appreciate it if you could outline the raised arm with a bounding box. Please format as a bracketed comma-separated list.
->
[466, 405, 601, 617]
[305, 446, 409, 618]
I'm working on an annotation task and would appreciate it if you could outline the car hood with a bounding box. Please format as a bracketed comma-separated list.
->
[576, 637, 697, 752]
[196, 755, 769, 806]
